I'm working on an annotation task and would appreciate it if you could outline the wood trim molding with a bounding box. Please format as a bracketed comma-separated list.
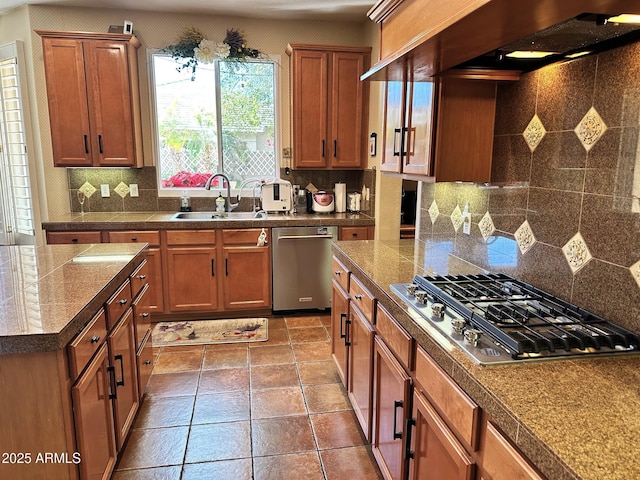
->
[36, 30, 140, 48]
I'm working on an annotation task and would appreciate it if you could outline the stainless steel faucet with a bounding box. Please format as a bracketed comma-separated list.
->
[204, 173, 239, 212]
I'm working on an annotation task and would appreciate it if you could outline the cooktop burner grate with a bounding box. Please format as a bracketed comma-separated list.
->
[411, 273, 640, 360]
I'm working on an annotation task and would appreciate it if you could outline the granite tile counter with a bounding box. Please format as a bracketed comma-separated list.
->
[41, 211, 374, 232]
[332, 238, 640, 480]
[0, 242, 147, 354]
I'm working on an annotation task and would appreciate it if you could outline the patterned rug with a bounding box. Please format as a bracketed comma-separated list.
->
[152, 318, 268, 346]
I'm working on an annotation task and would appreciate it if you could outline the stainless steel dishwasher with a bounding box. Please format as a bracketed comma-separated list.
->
[272, 225, 338, 311]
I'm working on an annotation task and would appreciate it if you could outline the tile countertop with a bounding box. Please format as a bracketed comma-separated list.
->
[332, 239, 640, 480]
[0, 242, 147, 355]
[41, 211, 374, 231]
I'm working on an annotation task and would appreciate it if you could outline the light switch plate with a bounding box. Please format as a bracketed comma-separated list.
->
[100, 184, 110, 197]
[129, 184, 139, 197]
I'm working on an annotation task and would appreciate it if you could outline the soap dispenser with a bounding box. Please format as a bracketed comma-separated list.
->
[216, 193, 226, 214]
[180, 190, 192, 212]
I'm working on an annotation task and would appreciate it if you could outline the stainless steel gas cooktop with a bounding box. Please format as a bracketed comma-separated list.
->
[391, 273, 640, 365]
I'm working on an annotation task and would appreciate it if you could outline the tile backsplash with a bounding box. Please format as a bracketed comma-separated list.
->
[67, 166, 375, 213]
[418, 41, 640, 334]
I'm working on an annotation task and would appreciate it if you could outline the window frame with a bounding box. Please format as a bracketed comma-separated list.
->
[147, 49, 282, 198]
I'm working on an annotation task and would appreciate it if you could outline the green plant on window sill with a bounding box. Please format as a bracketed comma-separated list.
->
[162, 27, 265, 80]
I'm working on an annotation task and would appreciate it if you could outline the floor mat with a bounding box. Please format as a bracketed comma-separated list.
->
[152, 318, 268, 346]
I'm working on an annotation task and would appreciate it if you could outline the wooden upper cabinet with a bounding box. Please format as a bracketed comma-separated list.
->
[287, 44, 371, 170]
[38, 30, 143, 168]
[381, 77, 435, 176]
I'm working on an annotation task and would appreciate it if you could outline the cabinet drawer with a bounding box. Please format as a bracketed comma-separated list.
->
[340, 226, 369, 241]
[105, 279, 132, 330]
[137, 330, 154, 398]
[130, 259, 149, 299]
[46, 231, 102, 244]
[166, 229, 216, 245]
[482, 421, 543, 480]
[132, 283, 151, 350]
[222, 228, 270, 245]
[108, 230, 160, 247]
[349, 275, 375, 324]
[68, 309, 107, 380]
[332, 256, 350, 292]
[415, 345, 479, 450]
[376, 304, 413, 371]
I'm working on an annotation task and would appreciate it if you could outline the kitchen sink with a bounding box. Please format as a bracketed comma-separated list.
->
[171, 211, 268, 221]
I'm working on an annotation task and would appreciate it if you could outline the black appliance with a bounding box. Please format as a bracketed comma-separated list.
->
[391, 273, 640, 365]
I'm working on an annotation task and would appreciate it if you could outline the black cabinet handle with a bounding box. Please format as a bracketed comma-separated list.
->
[322, 139, 325, 157]
[142, 312, 150, 318]
[334, 270, 341, 276]
[211, 259, 215, 277]
[345, 318, 351, 347]
[393, 128, 401, 156]
[339, 312, 347, 339]
[107, 365, 117, 400]
[98, 135, 103, 154]
[333, 139, 337, 157]
[405, 417, 416, 461]
[131, 237, 138, 242]
[144, 360, 151, 365]
[400, 127, 408, 158]
[354, 294, 363, 300]
[393, 400, 403, 439]
[90, 335, 100, 344]
[118, 299, 127, 305]
[114, 354, 125, 387]
[225, 258, 229, 276]
[71, 238, 78, 243]
[137, 274, 146, 280]
[83, 135, 89, 154]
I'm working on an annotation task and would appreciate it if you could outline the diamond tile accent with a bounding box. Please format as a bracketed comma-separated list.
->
[114, 182, 130, 198]
[630, 260, 640, 289]
[450, 205, 463, 232]
[514, 220, 536, 255]
[562, 232, 592, 274]
[79, 181, 97, 198]
[478, 212, 495, 241]
[523, 114, 546, 152]
[428, 200, 439, 225]
[574, 107, 607, 152]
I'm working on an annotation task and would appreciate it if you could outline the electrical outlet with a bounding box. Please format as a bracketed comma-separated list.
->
[129, 184, 139, 197]
[100, 184, 110, 197]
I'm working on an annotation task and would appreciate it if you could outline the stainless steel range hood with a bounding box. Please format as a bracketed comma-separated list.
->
[453, 13, 640, 74]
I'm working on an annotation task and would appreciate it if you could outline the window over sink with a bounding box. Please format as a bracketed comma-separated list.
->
[149, 53, 280, 195]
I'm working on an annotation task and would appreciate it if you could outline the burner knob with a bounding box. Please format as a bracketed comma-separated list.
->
[414, 290, 429, 304]
[451, 318, 466, 334]
[406, 284, 419, 295]
[464, 329, 483, 347]
[431, 303, 445, 317]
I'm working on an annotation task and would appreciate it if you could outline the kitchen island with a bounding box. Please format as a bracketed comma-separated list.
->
[0, 242, 150, 480]
[332, 238, 640, 480]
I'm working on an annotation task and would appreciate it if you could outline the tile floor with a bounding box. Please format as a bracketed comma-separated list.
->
[112, 314, 383, 480]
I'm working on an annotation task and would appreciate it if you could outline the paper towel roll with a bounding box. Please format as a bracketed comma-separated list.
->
[334, 182, 346, 213]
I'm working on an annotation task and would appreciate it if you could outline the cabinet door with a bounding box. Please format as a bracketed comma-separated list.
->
[381, 81, 405, 173]
[108, 308, 139, 450]
[166, 246, 217, 311]
[41, 37, 93, 166]
[409, 390, 475, 480]
[71, 343, 117, 480]
[348, 305, 375, 441]
[222, 245, 271, 310]
[331, 280, 350, 386]
[85, 40, 136, 167]
[291, 49, 328, 168]
[372, 336, 412, 480]
[403, 81, 434, 175]
[144, 248, 164, 313]
[330, 52, 366, 168]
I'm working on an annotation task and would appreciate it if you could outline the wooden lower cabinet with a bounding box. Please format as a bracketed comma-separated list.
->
[166, 245, 218, 311]
[142, 248, 163, 313]
[408, 390, 475, 480]
[331, 278, 350, 385]
[71, 342, 117, 480]
[347, 304, 375, 440]
[372, 336, 412, 480]
[108, 308, 139, 451]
